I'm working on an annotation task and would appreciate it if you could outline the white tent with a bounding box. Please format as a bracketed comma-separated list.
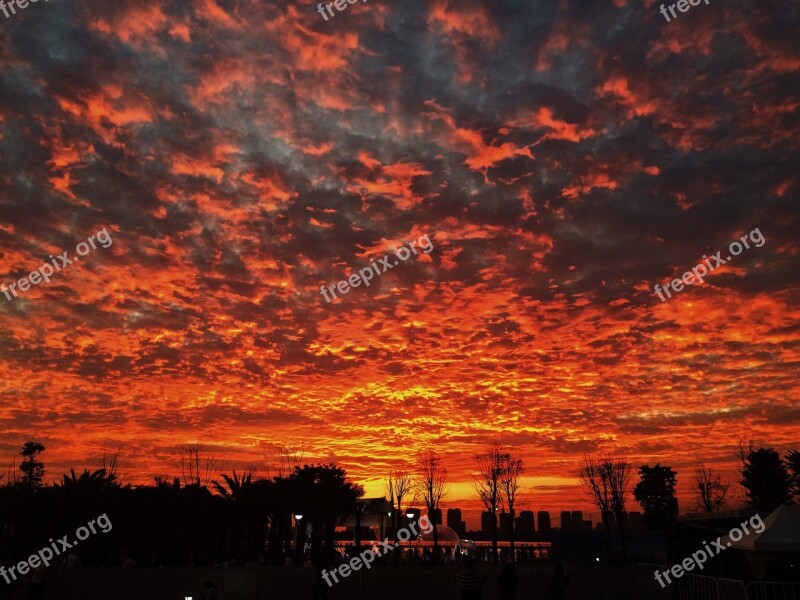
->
[719, 504, 800, 577]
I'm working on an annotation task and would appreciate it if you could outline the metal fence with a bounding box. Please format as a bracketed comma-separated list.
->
[718, 578, 747, 600]
[674, 575, 800, 600]
[677, 573, 723, 600]
[746, 581, 800, 600]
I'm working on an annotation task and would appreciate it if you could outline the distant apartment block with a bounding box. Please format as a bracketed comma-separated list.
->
[447, 508, 466, 537]
[561, 510, 592, 531]
[595, 510, 644, 532]
[499, 512, 513, 537]
[516, 510, 535, 539]
[481, 511, 496, 536]
[428, 508, 442, 525]
[628, 511, 644, 532]
[537, 511, 552, 533]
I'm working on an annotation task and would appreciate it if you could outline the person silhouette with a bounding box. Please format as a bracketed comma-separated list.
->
[455, 555, 485, 600]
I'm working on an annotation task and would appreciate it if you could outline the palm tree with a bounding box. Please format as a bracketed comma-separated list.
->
[211, 469, 254, 501]
[289, 464, 364, 564]
[212, 469, 264, 563]
[57, 467, 122, 491]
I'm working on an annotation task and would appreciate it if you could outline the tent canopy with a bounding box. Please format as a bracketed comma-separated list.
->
[720, 504, 800, 552]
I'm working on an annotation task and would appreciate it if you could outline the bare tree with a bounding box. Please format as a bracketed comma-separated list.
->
[4, 459, 20, 487]
[579, 455, 614, 561]
[387, 471, 416, 543]
[102, 451, 123, 485]
[417, 448, 447, 557]
[606, 457, 632, 563]
[474, 443, 506, 564]
[264, 445, 306, 479]
[178, 444, 224, 488]
[693, 466, 729, 513]
[499, 453, 525, 560]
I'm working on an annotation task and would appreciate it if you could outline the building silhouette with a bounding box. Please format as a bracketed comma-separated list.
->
[537, 511, 552, 533]
[499, 512, 513, 538]
[628, 511, 644, 532]
[428, 508, 442, 525]
[447, 508, 466, 537]
[481, 511, 496, 536]
[560, 510, 594, 531]
[516, 510, 535, 540]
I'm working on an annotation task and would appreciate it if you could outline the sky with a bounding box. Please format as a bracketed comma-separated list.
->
[0, 0, 798, 528]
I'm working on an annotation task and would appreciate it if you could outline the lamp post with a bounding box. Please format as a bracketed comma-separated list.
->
[294, 514, 304, 566]
[405, 511, 417, 560]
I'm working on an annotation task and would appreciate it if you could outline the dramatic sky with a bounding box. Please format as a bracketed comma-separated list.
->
[0, 0, 798, 527]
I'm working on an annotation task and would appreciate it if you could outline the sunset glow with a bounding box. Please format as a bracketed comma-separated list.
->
[0, 0, 798, 529]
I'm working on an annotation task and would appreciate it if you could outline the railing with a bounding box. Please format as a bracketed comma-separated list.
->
[746, 581, 800, 600]
[674, 576, 800, 600]
[718, 578, 747, 600]
[677, 573, 721, 600]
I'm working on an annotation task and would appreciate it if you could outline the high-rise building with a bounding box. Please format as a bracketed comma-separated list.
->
[516, 510, 535, 539]
[499, 512, 513, 538]
[481, 511, 496, 536]
[428, 508, 442, 525]
[447, 508, 466, 537]
[597, 510, 615, 531]
[628, 511, 644, 532]
[617, 511, 630, 529]
[537, 511, 552, 533]
[568, 510, 593, 531]
[560, 511, 572, 530]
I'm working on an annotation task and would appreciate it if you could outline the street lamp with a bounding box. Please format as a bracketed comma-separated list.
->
[406, 511, 414, 519]
[294, 514, 305, 565]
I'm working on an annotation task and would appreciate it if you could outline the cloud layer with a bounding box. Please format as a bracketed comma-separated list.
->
[0, 0, 798, 521]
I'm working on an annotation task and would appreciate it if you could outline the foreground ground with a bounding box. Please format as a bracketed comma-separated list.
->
[0, 563, 671, 599]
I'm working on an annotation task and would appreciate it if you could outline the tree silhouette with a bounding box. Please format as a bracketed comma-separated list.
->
[264, 445, 305, 479]
[19, 442, 45, 488]
[417, 448, 447, 559]
[607, 457, 632, 562]
[633, 464, 679, 531]
[57, 467, 121, 491]
[212, 469, 254, 501]
[693, 466, 729, 513]
[387, 470, 415, 555]
[786, 450, 800, 501]
[579, 455, 614, 561]
[739, 442, 791, 512]
[212, 469, 266, 563]
[499, 452, 524, 560]
[289, 464, 363, 564]
[474, 443, 505, 564]
[178, 444, 223, 488]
